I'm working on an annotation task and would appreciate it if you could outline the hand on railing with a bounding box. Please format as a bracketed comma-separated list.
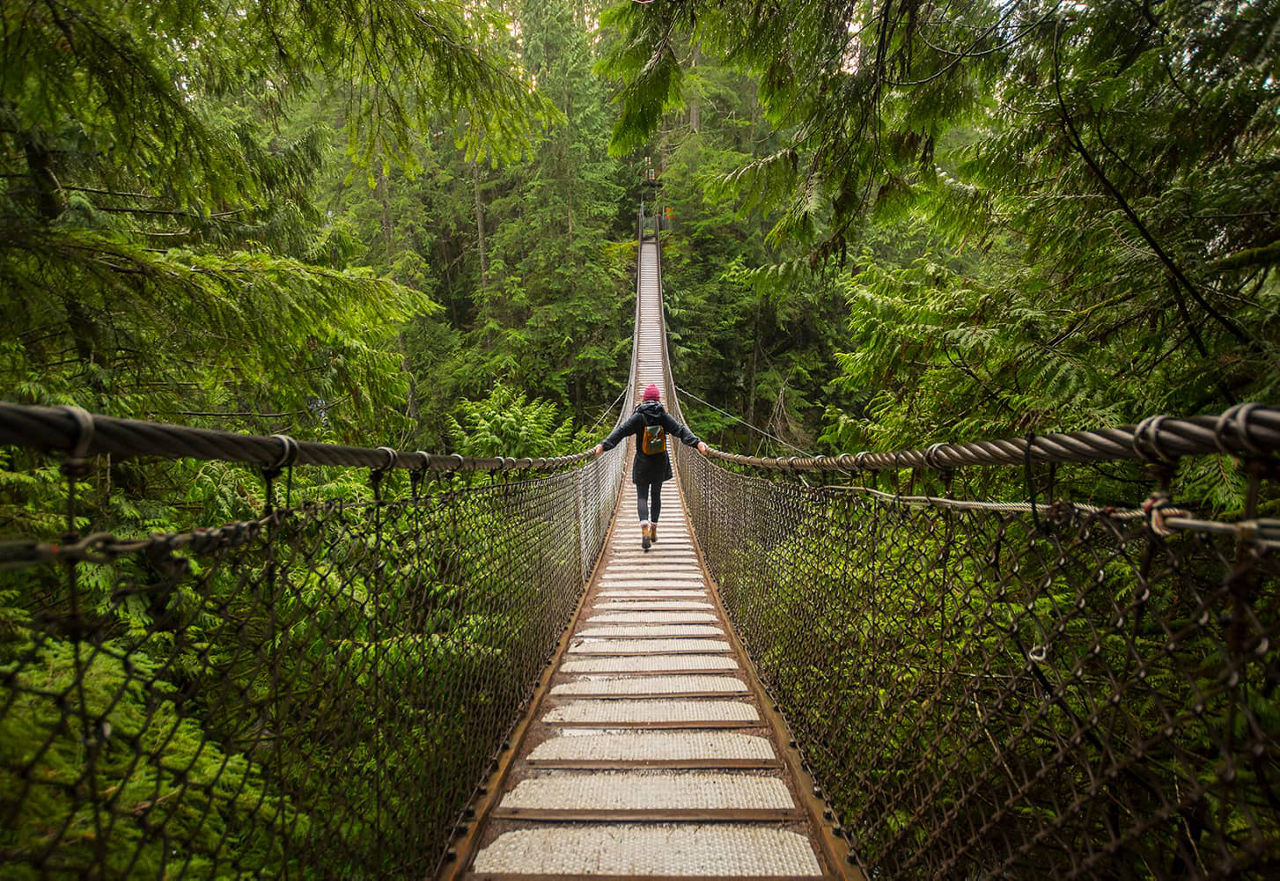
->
[697, 441, 708, 455]
[593, 444, 604, 458]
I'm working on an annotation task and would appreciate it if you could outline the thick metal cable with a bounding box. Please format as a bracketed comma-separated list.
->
[699, 404, 1280, 471]
[0, 402, 593, 473]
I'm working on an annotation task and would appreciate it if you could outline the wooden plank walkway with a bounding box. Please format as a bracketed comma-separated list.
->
[445, 239, 853, 880]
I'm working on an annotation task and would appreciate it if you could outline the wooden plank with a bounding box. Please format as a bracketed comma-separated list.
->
[567, 647, 735, 655]
[524, 758, 784, 770]
[467, 874, 834, 881]
[489, 808, 808, 823]
[547, 690, 748, 700]
[541, 719, 768, 730]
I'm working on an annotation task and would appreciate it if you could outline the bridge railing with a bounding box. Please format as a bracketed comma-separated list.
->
[0, 406, 626, 878]
[671, 406, 1280, 879]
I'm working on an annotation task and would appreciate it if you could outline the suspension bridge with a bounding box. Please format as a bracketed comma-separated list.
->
[0, 216, 1277, 879]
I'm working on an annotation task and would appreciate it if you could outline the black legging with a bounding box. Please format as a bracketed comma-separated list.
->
[636, 480, 663, 523]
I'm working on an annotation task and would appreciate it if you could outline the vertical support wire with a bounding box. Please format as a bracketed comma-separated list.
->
[265, 433, 296, 877]
[370, 447, 395, 869]
[59, 408, 106, 877]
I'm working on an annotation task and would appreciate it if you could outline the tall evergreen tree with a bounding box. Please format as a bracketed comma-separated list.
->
[474, 0, 632, 415]
[1, 0, 549, 441]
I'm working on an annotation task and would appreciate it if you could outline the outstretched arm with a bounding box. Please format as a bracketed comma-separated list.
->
[661, 412, 702, 448]
[596, 412, 639, 455]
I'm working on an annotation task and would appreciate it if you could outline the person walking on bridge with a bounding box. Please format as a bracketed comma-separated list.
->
[594, 383, 707, 550]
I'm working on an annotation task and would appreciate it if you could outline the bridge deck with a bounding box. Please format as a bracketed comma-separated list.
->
[447, 240, 849, 880]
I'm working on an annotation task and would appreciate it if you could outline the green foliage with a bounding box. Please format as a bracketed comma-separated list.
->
[0, 467, 601, 877]
[463, 0, 634, 415]
[0, 640, 295, 878]
[0, 0, 555, 452]
[448, 383, 588, 458]
[288, 0, 639, 446]
[603, 0, 1280, 506]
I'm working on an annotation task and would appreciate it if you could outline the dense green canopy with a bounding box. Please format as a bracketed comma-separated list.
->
[602, 0, 1280, 488]
[3, 0, 1278, 491]
[1, 0, 552, 438]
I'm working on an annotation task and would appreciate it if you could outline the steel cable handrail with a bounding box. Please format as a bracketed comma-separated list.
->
[698, 403, 1280, 472]
[4, 400, 1276, 477]
[0, 402, 598, 473]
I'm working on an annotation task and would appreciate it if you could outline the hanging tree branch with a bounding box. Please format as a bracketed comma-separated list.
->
[1050, 19, 1251, 347]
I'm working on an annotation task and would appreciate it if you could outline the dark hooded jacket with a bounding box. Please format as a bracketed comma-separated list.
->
[600, 400, 700, 484]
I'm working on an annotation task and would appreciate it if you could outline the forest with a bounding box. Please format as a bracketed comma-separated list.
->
[1, 0, 1277, 877]
[1, 0, 1276, 494]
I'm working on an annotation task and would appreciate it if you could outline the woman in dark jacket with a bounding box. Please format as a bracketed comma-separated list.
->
[593, 383, 707, 550]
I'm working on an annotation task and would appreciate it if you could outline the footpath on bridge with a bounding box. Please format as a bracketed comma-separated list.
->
[445, 240, 854, 880]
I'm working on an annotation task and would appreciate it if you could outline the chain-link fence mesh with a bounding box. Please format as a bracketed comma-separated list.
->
[674, 442, 1279, 879]
[0, 447, 624, 879]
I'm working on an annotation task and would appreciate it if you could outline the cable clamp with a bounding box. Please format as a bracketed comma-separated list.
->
[58, 405, 95, 477]
[373, 446, 398, 474]
[266, 434, 298, 476]
[1214, 402, 1264, 458]
[1132, 415, 1177, 464]
[924, 443, 949, 471]
[1142, 493, 1175, 537]
[407, 451, 430, 498]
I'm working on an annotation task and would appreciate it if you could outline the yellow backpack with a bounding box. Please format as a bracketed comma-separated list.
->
[640, 414, 666, 455]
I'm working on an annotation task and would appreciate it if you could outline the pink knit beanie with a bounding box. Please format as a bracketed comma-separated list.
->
[643, 384, 660, 402]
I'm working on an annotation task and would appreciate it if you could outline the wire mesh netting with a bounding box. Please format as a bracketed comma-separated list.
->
[674, 444, 1279, 879]
[0, 449, 624, 879]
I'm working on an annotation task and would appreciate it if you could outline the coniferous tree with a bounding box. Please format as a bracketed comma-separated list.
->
[1, 0, 549, 441]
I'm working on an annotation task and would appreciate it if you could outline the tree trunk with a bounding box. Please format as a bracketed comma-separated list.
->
[400, 331, 419, 423]
[473, 161, 488, 293]
[376, 168, 394, 264]
[22, 130, 67, 221]
[746, 296, 762, 425]
[566, 88, 576, 245]
[689, 46, 702, 133]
